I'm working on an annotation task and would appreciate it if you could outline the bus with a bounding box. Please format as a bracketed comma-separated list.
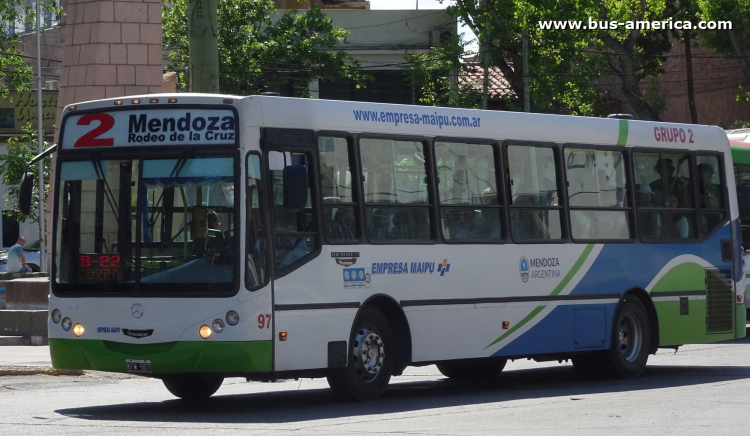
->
[728, 131, 750, 314]
[45, 94, 745, 401]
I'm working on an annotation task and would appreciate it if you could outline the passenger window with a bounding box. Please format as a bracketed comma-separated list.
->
[435, 142, 501, 241]
[319, 136, 357, 242]
[507, 145, 562, 241]
[359, 137, 431, 241]
[564, 148, 629, 240]
[268, 151, 318, 272]
[697, 155, 726, 236]
[246, 154, 267, 289]
[634, 152, 695, 240]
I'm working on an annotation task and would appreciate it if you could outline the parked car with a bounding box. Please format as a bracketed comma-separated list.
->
[0, 239, 41, 273]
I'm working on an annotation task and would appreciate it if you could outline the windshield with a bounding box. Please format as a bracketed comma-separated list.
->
[53, 154, 237, 295]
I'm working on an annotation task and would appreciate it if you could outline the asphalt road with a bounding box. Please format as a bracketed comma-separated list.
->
[2, 336, 750, 435]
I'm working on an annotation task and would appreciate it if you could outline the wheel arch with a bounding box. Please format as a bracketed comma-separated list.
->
[620, 287, 659, 354]
[360, 294, 412, 376]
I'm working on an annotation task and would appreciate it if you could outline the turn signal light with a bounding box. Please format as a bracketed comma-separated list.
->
[502, 321, 510, 329]
[738, 295, 743, 303]
[69, 105, 77, 111]
[279, 332, 287, 341]
[73, 323, 85, 337]
[149, 99, 159, 104]
[114, 100, 123, 105]
[168, 98, 178, 103]
[131, 99, 140, 104]
[199, 325, 212, 339]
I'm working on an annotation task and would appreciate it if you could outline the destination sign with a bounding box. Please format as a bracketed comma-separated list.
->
[60, 108, 237, 149]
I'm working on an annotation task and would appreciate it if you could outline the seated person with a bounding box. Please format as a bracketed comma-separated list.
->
[636, 184, 661, 239]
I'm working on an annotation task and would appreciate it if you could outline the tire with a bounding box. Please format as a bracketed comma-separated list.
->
[163, 376, 224, 400]
[437, 359, 507, 380]
[327, 306, 394, 401]
[606, 297, 651, 378]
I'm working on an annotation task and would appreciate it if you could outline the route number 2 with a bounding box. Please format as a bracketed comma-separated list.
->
[73, 113, 115, 147]
[258, 314, 271, 329]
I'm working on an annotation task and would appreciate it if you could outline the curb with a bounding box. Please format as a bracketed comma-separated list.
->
[0, 366, 84, 376]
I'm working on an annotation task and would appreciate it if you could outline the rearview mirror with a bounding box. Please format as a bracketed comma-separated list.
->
[19, 172, 34, 216]
[283, 164, 308, 209]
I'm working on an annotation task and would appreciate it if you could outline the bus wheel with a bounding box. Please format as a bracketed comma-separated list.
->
[437, 359, 507, 380]
[163, 376, 224, 400]
[327, 306, 394, 401]
[607, 297, 650, 378]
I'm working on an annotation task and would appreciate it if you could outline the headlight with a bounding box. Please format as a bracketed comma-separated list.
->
[62, 317, 72, 331]
[226, 310, 239, 326]
[212, 319, 225, 333]
[51, 309, 62, 324]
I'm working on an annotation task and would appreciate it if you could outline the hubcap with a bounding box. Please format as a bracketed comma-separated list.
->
[617, 312, 643, 362]
[352, 325, 384, 380]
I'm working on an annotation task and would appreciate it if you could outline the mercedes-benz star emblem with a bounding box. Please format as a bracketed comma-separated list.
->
[131, 303, 144, 318]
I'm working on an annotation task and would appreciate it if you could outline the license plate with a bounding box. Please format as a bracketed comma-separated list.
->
[126, 359, 152, 373]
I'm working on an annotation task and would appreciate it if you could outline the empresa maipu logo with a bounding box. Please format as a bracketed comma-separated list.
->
[520, 256, 529, 283]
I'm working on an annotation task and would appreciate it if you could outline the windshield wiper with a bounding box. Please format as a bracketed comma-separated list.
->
[146, 149, 193, 233]
[90, 152, 122, 223]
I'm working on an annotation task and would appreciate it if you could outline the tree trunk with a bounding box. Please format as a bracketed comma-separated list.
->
[598, 33, 661, 121]
[685, 33, 698, 124]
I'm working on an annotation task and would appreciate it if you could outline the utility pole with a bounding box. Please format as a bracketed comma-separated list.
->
[35, 0, 46, 272]
[188, 0, 219, 92]
[482, 10, 490, 110]
[522, 29, 530, 112]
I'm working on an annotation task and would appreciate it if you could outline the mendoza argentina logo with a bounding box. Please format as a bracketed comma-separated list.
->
[520, 255, 561, 282]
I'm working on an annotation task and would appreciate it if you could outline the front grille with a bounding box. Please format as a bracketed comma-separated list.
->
[705, 268, 734, 334]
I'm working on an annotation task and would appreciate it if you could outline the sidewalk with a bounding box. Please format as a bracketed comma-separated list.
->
[0, 345, 82, 376]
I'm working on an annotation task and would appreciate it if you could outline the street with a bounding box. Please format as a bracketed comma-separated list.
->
[2, 334, 750, 435]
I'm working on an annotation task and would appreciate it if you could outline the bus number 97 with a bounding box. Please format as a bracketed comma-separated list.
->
[258, 314, 271, 329]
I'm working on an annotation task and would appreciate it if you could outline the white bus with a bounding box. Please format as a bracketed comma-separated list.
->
[46, 94, 745, 401]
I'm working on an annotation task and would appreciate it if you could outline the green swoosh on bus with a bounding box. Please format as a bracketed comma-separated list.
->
[485, 244, 595, 349]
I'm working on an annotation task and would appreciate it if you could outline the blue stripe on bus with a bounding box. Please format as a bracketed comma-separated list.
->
[569, 224, 731, 297]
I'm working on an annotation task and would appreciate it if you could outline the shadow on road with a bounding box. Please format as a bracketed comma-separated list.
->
[55, 363, 750, 424]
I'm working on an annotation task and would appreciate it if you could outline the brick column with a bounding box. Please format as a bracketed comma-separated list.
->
[49, 0, 164, 262]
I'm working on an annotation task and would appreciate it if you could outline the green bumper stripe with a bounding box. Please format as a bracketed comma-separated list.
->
[486, 244, 595, 348]
[617, 119, 629, 146]
[50, 339, 272, 374]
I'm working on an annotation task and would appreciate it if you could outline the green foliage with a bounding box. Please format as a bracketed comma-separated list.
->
[0, 0, 62, 98]
[729, 120, 750, 129]
[0, 124, 51, 222]
[405, 35, 481, 108]
[162, 0, 367, 95]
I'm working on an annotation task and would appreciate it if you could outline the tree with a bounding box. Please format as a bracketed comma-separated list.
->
[404, 34, 482, 109]
[0, 123, 51, 222]
[163, 0, 367, 95]
[698, 0, 750, 84]
[0, 0, 61, 98]
[432, 0, 672, 119]
[445, 0, 604, 115]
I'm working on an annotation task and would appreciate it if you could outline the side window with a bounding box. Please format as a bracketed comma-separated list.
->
[269, 151, 318, 272]
[506, 145, 562, 241]
[435, 141, 501, 241]
[246, 153, 267, 289]
[634, 152, 696, 240]
[564, 148, 630, 240]
[359, 137, 431, 241]
[319, 136, 357, 242]
[697, 155, 726, 236]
